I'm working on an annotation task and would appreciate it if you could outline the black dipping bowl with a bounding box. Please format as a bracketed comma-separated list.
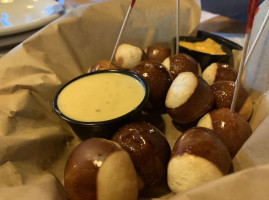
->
[174, 30, 243, 70]
[53, 70, 149, 140]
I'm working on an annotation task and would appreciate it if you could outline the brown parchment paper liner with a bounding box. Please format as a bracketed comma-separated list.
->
[0, 0, 268, 199]
[0, 0, 200, 199]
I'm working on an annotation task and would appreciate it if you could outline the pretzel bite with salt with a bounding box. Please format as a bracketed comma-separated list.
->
[145, 44, 171, 62]
[168, 127, 231, 193]
[162, 53, 201, 79]
[64, 138, 138, 200]
[112, 121, 171, 190]
[202, 62, 237, 85]
[210, 80, 253, 121]
[130, 60, 172, 109]
[197, 108, 252, 157]
[115, 43, 147, 69]
[165, 72, 214, 124]
[88, 60, 118, 73]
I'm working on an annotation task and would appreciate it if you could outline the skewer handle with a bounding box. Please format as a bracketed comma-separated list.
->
[131, 0, 136, 7]
[244, 10, 269, 69]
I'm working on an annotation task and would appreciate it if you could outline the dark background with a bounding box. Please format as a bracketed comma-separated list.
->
[201, 0, 265, 22]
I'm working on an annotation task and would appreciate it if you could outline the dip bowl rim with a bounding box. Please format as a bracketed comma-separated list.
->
[173, 30, 243, 69]
[196, 30, 243, 51]
[53, 69, 149, 128]
[174, 30, 243, 55]
[177, 37, 233, 56]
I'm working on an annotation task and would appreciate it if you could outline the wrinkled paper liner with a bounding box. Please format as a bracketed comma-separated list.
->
[1, 0, 269, 199]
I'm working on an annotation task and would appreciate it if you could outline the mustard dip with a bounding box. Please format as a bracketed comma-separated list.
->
[179, 38, 226, 55]
[57, 73, 145, 122]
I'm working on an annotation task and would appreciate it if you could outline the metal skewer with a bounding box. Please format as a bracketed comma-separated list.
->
[110, 0, 136, 63]
[231, 0, 259, 112]
[176, 0, 180, 55]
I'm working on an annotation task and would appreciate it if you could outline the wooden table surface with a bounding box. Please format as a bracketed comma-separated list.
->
[199, 15, 246, 34]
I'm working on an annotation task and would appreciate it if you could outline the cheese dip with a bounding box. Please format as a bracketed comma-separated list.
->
[57, 72, 145, 122]
[179, 38, 226, 55]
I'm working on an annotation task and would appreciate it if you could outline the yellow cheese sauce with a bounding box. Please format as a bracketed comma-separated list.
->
[179, 38, 226, 55]
[57, 73, 145, 122]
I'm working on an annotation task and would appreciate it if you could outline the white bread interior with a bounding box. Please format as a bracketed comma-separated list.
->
[197, 113, 213, 129]
[165, 72, 198, 108]
[167, 153, 223, 194]
[162, 57, 171, 72]
[97, 150, 138, 200]
[202, 63, 218, 85]
[115, 43, 143, 69]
